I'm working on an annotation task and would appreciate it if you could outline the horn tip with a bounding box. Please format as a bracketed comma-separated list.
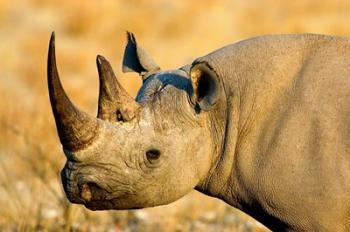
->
[96, 55, 106, 64]
[50, 31, 55, 44]
[49, 31, 56, 55]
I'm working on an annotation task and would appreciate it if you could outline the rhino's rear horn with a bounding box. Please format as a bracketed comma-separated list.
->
[48, 32, 98, 151]
[96, 55, 140, 122]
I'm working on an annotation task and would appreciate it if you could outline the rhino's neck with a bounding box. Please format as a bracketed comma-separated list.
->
[195, 34, 334, 229]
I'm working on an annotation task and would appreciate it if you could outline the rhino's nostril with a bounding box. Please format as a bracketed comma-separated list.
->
[80, 183, 92, 202]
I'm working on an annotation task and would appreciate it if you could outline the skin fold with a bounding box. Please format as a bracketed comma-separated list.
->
[48, 32, 350, 231]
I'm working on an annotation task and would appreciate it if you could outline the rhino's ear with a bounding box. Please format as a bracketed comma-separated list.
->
[122, 32, 160, 80]
[189, 62, 221, 111]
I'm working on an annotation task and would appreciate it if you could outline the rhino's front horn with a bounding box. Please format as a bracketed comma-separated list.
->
[48, 32, 98, 151]
[96, 55, 140, 122]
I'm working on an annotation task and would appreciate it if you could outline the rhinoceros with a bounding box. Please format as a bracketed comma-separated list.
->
[47, 32, 350, 231]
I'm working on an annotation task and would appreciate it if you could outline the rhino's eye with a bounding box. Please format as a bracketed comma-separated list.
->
[116, 110, 124, 122]
[146, 149, 161, 162]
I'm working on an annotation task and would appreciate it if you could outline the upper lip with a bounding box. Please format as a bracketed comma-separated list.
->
[62, 164, 128, 205]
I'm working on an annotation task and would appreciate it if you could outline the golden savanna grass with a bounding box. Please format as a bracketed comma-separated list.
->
[1, 0, 349, 231]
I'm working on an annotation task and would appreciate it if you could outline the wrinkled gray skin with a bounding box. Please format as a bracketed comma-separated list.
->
[48, 33, 350, 231]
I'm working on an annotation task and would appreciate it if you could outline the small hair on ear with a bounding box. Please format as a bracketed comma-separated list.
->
[190, 62, 221, 111]
[122, 31, 160, 80]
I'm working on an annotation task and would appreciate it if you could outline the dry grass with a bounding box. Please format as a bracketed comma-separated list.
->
[0, 0, 349, 231]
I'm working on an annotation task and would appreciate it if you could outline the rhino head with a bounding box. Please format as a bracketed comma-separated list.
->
[48, 32, 226, 210]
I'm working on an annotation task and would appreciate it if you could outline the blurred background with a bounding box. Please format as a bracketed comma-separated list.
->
[0, 0, 349, 231]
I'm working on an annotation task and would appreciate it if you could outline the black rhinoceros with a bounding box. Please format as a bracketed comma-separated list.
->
[48, 32, 350, 231]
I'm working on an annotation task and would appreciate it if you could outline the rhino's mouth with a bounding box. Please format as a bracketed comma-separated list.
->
[61, 165, 137, 210]
[78, 182, 116, 210]
[61, 172, 113, 206]
[78, 182, 107, 202]
[78, 182, 137, 210]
